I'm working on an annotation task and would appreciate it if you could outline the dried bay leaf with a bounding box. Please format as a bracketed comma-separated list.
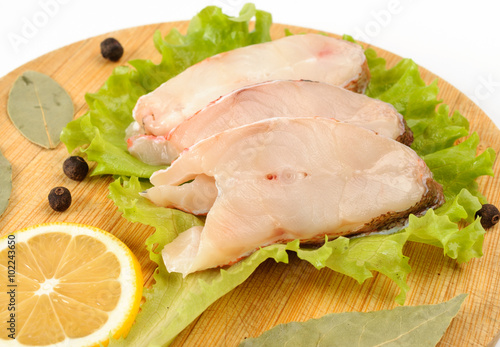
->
[240, 294, 467, 347]
[8, 71, 74, 149]
[0, 150, 12, 216]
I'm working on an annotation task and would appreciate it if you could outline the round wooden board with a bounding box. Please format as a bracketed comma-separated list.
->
[0, 21, 499, 347]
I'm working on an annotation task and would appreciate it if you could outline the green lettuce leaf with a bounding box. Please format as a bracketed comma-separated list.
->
[58, 5, 496, 346]
[105, 177, 409, 345]
[107, 173, 480, 346]
[60, 3, 271, 178]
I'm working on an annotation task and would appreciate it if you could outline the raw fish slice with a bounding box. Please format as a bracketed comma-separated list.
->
[129, 79, 412, 165]
[170, 79, 413, 151]
[130, 34, 369, 139]
[143, 118, 443, 276]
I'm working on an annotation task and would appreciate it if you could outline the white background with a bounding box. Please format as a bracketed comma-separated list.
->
[0, 0, 499, 344]
[0, 1, 499, 128]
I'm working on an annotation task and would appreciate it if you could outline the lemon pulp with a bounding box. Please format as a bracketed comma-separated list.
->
[0, 223, 142, 346]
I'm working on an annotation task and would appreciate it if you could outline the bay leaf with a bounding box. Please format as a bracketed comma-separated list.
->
[239, 294, 467, 347]
[8, 70, 74, 149]
[0, 150, 12, 216]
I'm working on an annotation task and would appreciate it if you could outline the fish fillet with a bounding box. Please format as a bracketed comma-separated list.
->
[129, 80, 412, 165]
[127, 34, 369, 157]
[142, 117, 444, 276]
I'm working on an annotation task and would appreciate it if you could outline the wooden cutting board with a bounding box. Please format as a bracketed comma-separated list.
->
[0, 21, 499, 347]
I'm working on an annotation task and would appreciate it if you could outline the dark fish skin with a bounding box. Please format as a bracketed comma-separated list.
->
[298, 178, 443, 244]
[344, 177, 444, 236]
[344, 59, 371, 94]
[396, 117, 414, 146]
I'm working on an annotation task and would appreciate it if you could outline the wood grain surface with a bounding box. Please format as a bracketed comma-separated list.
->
[0, 21, 498, 347]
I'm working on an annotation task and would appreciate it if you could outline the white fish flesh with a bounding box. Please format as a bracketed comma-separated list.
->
[128, 78, 412, 165]
[127, 34, 369, 155]
[142, 118, 444, 276]
[170, 80, 413, 150]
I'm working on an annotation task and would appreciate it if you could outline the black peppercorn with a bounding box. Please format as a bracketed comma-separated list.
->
[63, 156, 89, 181]
[48, 187, 72, 212]
[475, 204, 500, 229]
[100, 37, 124, 62]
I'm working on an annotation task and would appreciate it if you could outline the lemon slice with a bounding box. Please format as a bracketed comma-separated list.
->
[0, 223, 143, 346]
